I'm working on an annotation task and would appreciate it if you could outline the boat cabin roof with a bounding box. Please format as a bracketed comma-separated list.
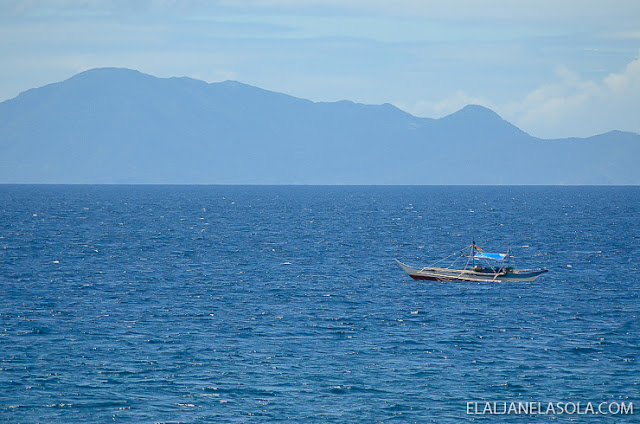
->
[473, 252, 507, 261]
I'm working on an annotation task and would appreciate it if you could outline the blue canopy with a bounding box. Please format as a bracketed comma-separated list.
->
[474, 252, 507, 261]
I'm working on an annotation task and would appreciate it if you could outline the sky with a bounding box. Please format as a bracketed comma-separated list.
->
[1, 0, 639, 139]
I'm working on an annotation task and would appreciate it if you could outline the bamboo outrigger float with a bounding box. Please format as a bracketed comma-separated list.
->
[396, 242, 548, 282]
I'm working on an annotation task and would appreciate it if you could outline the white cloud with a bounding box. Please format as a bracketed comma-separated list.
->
[604, 54, 640, 92]
[401, 91, 495, 119]
[499, 51, 640, 138]
[405, 51, 640, 138]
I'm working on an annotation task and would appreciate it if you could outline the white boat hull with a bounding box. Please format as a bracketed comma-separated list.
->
[395, 259, 548, 282]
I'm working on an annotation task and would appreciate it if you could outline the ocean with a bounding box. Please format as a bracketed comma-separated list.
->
[1, 185, 638, 423]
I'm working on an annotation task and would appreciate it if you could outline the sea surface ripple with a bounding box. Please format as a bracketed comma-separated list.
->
[1, 185, 638, 423]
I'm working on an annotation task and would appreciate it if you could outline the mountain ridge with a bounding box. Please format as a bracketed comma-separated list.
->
[1, 67, 638, 184]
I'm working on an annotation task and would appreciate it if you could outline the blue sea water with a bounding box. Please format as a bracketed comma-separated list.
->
[1, 185, 638, 423]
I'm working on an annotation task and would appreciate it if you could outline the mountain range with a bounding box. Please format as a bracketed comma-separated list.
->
[1, 67, 638, 184]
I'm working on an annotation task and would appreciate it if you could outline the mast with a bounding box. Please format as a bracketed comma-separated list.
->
[472, 240, 476, 268]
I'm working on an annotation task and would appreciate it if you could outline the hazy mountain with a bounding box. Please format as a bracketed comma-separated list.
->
[1, 67, 638, 184]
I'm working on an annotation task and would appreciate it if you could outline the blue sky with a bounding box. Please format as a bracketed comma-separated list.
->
[1, 0, 639, 138]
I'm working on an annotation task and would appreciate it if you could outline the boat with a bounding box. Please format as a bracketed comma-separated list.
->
[396, 243, 548, 282]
